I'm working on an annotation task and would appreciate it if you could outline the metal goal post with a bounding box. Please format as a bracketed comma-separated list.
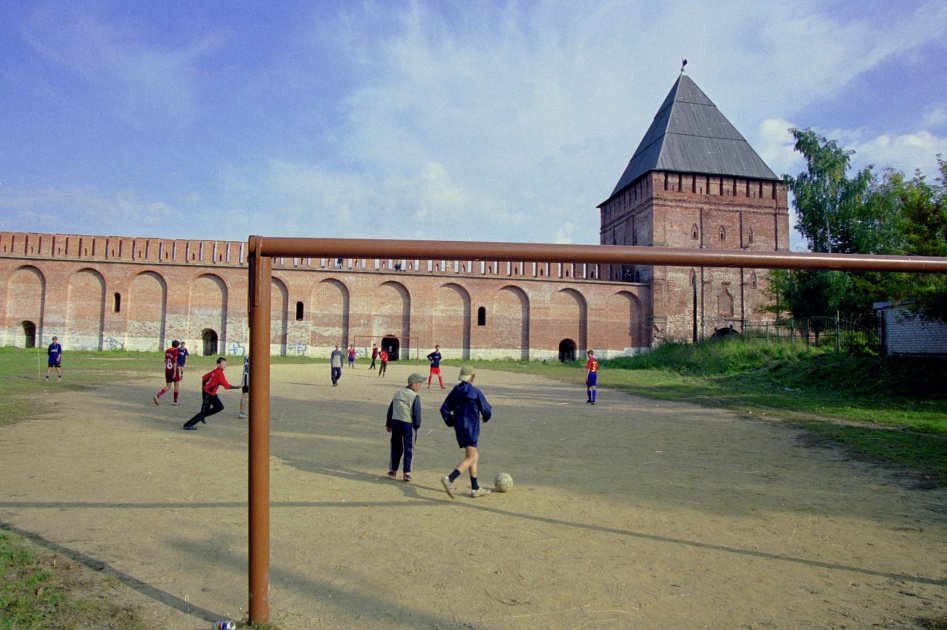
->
[245, 236, 947, 623]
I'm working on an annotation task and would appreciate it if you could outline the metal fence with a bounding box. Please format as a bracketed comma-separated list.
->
[706, 317, 879, 354]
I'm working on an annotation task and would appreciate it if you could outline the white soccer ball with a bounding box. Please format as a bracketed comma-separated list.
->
[494, 472, 513, 493]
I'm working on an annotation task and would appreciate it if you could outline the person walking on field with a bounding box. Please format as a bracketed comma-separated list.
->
[426, 344, 445, 389]
[348, 344, 356, 368]
[154, 340, 181, 405]
[183, 357, 239, 430]
[378, 349, 389, 377]
[586, 349, 599, 405]
[440, 365, 493, 499]
[46, 336, 63, 380]
[370, 343, 379, 370]
[386, 373, 424, 482]
[330, 345, 344, 386]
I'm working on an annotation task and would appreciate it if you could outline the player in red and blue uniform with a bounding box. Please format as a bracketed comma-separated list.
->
[183, 357, 239, 430]
[585, 349, 599, 405]
[46, 336, 63, 380]
[154, 340, 181, 405]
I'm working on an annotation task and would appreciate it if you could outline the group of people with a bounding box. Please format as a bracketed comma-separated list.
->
[151, 339, 250, 431]
[386, 364, 494, 499]
[150, 338, 601, 497]
[328, 344, 393, 385]
[153, 340, 190, 406]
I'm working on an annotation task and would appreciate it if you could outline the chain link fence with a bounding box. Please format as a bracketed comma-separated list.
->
[705, 317, 880, 354]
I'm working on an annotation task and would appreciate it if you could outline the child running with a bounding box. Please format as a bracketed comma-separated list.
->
[439, 365, 493, 498]
[183, 357, 239, 430]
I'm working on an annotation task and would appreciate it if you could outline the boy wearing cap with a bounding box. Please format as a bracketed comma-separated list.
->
[439, 365, 493, 498]
[386, 373, 424, 482]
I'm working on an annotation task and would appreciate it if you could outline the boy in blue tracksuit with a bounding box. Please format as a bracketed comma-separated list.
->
[46, 336, 63, 380]
[386, 373, 424, 482]
[439, 365, 493, 498]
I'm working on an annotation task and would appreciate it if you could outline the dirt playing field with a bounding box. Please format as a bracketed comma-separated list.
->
[1, 362, 945, 629]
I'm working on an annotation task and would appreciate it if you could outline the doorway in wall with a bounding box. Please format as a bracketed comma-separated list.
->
[22, 321, 36, 349]
[202, 329, 219, 356]
[558, 339, 577, 362]
[382, 335, 400, 361]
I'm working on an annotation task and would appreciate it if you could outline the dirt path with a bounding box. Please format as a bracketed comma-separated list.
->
[1, 363, 945, 629]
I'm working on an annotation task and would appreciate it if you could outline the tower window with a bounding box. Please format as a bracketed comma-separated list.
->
[113, 292, 121, 313]
[295, 301, 304, 321]
[719, 227, 726, 241]
[477, 307, 486, 326]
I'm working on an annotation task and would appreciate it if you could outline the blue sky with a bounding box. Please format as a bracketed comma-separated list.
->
[2, 1, 945, 251]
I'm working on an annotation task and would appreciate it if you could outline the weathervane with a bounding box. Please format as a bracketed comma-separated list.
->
[681, 58, 687, 74]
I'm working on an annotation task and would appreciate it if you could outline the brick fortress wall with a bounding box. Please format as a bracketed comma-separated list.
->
[600, 171, 790, 340]
[0, 231, 652, 360]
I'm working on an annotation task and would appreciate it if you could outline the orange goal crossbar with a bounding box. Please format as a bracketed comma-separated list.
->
[245, 236, 947, 623]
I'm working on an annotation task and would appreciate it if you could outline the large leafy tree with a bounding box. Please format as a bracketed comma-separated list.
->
[877, 159, 947, 319]
[766, 130, 947, 324]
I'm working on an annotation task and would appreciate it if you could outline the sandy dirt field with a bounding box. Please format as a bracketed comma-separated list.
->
[1, 362, 945, 629]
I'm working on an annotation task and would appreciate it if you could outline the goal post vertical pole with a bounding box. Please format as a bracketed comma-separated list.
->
[247, 237, 272, 623]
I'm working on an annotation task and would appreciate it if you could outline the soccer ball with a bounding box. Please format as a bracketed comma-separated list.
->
[494, 472, 513, 493]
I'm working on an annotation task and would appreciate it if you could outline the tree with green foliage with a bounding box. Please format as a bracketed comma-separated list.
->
[876, 158, 947, 320]
[765, 129, 947, 324]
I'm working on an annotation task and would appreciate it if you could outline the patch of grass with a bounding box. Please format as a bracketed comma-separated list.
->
[0, 346, 324, 427]
[0, 530, 147, 629]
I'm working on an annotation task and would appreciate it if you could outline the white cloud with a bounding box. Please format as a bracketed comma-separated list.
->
[828, 129, 947, 177]
[0, 186, 186, 235]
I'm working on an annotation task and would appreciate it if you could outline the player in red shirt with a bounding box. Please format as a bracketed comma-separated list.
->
[378, 349, 389, 378]
[183, 357, 239, 430]
[585, 349, 599, 405]
[153, 340, 181, 406]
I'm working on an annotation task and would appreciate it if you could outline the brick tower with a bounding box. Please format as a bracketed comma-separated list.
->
[598, 73, 790, 342]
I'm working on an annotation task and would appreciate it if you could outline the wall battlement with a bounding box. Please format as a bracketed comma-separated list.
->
[0, 231, 606, 281]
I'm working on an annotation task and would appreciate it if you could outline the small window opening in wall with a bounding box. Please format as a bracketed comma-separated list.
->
[692, 224, 699, 240]
[477, 307, 486, 326]
[113, 292, 121, 313]
[295, 301, 304, 321]
[747, 228, 754, 245]
[719, 227, 726, 241]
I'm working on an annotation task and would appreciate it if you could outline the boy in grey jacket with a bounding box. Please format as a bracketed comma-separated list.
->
[386, 373, 424, 482]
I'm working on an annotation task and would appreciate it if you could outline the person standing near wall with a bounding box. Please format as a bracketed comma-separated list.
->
[585, 349, 599, 405]
[330, 345, 344, 386]
[176, 340, 189, 378]
[370, 343, 379, 370]
[426, 344, 445, 389]
[378, 348, 389, 378]
[45, 336, 63, 380]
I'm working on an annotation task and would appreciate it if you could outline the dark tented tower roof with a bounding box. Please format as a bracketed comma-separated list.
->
[606, 74, 778, 202]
